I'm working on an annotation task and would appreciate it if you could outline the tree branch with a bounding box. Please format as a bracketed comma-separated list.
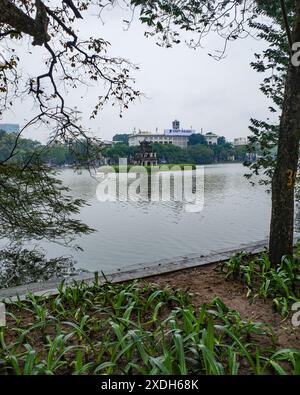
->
[0, 0, 50, 46]
[63, 0, 83, 19]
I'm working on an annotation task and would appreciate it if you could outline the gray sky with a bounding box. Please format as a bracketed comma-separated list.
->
[3, 5, 277, 143]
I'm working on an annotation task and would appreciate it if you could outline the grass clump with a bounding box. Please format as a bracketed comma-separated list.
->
[0, 278, 299, 375]
[221, 251, 300, 317]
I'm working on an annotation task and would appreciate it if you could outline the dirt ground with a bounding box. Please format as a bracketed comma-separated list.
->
[144, 263, 300, 350]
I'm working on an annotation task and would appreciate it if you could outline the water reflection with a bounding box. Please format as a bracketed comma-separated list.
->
[0, 245, 80, 288]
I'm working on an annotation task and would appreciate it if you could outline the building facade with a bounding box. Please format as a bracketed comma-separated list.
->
[128, 121, 221, 149]
[234, 137, 248, 146]
[204, 132, 218, 145]
[128, 120, 194, 149]
[129, 131, 190, 149]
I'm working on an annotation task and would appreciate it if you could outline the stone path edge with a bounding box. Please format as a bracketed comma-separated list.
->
[0, 240, 268, 301]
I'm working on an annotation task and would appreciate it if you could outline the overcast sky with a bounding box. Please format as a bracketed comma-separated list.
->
[3, 4, 278, 143]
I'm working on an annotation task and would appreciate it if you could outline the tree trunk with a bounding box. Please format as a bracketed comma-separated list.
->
[269, 2, 300, 266]
[0, 0, 50, 45]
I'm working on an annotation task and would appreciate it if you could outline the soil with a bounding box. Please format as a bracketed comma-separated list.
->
[144, 262, 300, 350]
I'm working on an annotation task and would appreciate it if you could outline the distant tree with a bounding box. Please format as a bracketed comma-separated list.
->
[152, 143, 188, 164]
[217, 136, 227, 146]
[102, 143, 134, 164]
[103, 141, 243, 165]
[212, 143, 234, 162]
[113, 134, 130, 145]
[187, 145, 214, 164]
[0, 132, 41, 163]
[188, 133, 206, 146]
[234, 145, 248, 162]
[43, 144, 67, 166]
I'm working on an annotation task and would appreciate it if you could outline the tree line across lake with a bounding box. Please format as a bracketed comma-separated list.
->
[0, 129, 97, 167]
[0, 129, 249, 167]
[105, 133, 249, 165]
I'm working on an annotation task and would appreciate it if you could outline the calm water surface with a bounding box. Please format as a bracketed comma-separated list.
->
[41, 163, 271, 272]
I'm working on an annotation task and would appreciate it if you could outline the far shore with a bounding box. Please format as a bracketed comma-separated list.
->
[53, 161, 245, 173]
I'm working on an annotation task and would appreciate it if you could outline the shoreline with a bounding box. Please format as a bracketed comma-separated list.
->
[0, 240, 268, 300]
[52, 161, 245, 172]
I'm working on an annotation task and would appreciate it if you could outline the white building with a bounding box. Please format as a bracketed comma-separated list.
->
[234, 137, 248, 146]
[204, 132, 218, 145]
[102, 140, 114, 148]
[128, 121, 222, 148]
[128, 120, 195, 149]
[128, 130, 189, 149]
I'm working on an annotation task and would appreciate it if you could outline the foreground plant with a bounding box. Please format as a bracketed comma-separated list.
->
[0, 278, 299, 375]
[222, 251, 300, 317]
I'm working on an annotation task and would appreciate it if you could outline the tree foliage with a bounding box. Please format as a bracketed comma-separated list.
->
[0, 244, 77, 288]
[0, 1, 140, 251]
[188, 133, 206, 145]
[0, 0, 140, 147]
[245, 0, 296, 184]
[0, 163, 93, 242]
[101, 140, 245, 164]
[113, 134, 130, 144]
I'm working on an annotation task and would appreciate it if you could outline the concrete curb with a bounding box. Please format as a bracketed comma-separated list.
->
[0, 240, 268, 301]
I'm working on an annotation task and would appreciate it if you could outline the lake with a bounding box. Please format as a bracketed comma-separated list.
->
[40, 163, 271, 273]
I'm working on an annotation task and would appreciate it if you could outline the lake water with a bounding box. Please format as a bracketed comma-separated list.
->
[41, 163, 271, 273]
